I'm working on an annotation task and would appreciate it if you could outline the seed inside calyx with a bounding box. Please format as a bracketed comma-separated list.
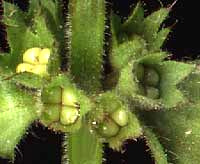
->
[42, 87, 79, 106]
[62, 89, 79, 107]
[60, 106, 79, 125]
[97, 118, 120, 138]
[111, 109, 129, 127]
[41, 87, 80, 126]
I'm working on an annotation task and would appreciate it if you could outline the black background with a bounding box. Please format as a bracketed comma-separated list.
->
[0, 0, 199, 164]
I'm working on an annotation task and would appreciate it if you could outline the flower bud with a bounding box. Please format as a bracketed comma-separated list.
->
[60, 106, 79, 125]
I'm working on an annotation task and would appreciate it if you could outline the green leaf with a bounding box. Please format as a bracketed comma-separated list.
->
[110, 13, 122, 47]
[156, 61, 195, 108]
[149, 28, 170, 52]
[122, 2, 144, 35]
[0, 80, 40, 159]
[2, 1, 27, 67]
[138, 51, 167, 66]
[142, 8, 169, 46]
[130, 94, 164, 111]
[63, 123, 103, 164]
[116, 62, 139, 97]
[143, 103, 200, 164]
[143, 127, 168, 164]
[178, 67, 200, 103]
[39, 0, 64, 75]
[110, 36, 147, 70]
[11, 72, 47, 89]
[68, 0, 105, 92]
[0, 53, 14, 75]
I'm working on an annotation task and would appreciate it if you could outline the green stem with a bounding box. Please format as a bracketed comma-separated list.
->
[67, 0, 105, 93]
[63, 122, 103, 164]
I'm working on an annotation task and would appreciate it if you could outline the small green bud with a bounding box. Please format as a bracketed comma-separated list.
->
[41, 87, 62, 104]
[146, 86, 160, 99]
[60, 106, 79, 125]
[144, 67, 159, 87]
[62, 89, 78, 107]
[111, 109, 129, 127]
[97, 119, 120, 138]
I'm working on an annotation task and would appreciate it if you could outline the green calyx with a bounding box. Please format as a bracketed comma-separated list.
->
[41, 85, 80, 127]
[41, 86, 62, 104]
[95, 108, 129, 138]
[88, 92, 142, 150]
[39, 76, 91, 132]
[97, 118, 120, 138]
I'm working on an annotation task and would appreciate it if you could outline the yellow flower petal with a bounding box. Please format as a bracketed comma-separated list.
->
[39, 48, 50, 64]
[16, 63, 34, 73]
[30, 65, 48, 76]
[23, 47, 41, 64]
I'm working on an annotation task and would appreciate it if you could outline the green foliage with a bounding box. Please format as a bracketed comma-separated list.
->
[143, 126, 168, 164]
[68, 0, 105, 92]
[64, 124, 103, 164]
[143, 103, 200, 164]
[0, 0, 200, 164]
[0, 80, 40, 159]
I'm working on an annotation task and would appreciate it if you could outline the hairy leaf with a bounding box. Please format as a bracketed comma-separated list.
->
[68, 0, 105, 92]
[64, 123, 103, 164]
[143, 103, 200, 164]
[0, 80, 40, 159]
